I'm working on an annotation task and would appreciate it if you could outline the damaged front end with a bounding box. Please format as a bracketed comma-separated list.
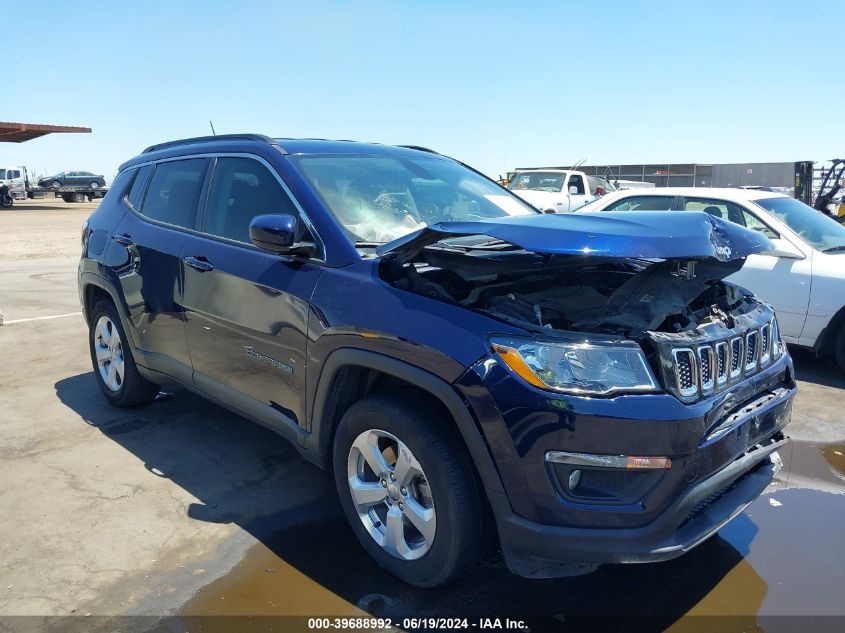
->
[377, 211, 782, 401]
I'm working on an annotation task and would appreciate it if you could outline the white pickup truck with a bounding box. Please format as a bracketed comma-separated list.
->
[507, 169, 599, 213]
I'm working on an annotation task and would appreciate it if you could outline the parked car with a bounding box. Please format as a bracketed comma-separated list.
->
[79, 136, 793, 587]
[38, 171, 106, 190]
[508, 168, 595, 212]
[578, 187, 845, 370]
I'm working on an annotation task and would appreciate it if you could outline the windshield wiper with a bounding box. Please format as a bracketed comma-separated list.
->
[821, 245, 845, 253]
[355, 241, 383, 248]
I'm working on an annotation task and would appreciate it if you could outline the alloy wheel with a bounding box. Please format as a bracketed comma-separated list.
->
[346, 428, 436, 560]
[93, 316, 124, 392]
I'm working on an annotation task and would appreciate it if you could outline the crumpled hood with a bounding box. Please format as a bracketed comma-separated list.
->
[376, 211, 773, 263]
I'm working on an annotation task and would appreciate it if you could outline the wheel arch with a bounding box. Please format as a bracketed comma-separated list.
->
[308, 348, 507, 503]
[80, 273, 138, 350]
[813, 303, 845, 358]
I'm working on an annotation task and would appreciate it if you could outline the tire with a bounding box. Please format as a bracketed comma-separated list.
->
[333, 392, 489, 587]
[72, 192, 85, 203]
[90, 181, 100, 190]
[835, 325, 845, 373]
[50, 180, 61, 189]
[88, 300, 159, 407]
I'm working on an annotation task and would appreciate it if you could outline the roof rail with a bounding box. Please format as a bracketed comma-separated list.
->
[142, 133, 275, 154]
[398, 145, 439, 154]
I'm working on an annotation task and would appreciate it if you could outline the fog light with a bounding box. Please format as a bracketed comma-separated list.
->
[568, 469, 581, 490]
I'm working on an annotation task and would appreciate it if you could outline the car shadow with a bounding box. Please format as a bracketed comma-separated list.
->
[54, 372, 766, 627]
[789, 345, 845, 389]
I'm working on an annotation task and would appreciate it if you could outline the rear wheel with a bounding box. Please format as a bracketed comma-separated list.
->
[88, 300, 159, 407]
[333, 393, 489, 587]
[72, 192, 85, 203]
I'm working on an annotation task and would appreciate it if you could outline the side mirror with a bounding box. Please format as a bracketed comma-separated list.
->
[249, 214, 314, 257]
[569, 186, 579, 195]
[765, 239, 804, 260]
[765, 248, 804, 260]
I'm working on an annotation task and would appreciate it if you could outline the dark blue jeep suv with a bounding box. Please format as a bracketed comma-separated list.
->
[79, 135, 794, 587]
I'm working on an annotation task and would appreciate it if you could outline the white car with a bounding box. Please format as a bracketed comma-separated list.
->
[578, 187, 845, 370]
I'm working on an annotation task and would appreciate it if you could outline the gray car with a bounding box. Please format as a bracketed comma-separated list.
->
[38, 171, 106, 189]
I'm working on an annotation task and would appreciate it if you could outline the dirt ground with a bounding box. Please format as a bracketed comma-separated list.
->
[1, 199, 844, 631]
[0, 198, 97, 260]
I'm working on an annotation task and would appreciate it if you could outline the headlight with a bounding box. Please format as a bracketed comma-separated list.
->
[491, 337, 660, 396]
[771, 316, 784, 360]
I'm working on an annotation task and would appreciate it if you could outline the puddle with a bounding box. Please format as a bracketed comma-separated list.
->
[177, 440, 845, 628]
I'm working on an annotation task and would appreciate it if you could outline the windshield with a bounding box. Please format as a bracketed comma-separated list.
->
[508, 171, 567, 193]
[290, 154, 536, 244]
[754, 196, 845, 252]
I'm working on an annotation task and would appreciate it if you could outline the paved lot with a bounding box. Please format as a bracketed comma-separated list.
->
[1, 200, 844, 629]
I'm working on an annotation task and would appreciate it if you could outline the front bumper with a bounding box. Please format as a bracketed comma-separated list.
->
[456, 350, 794, 577]
[497, 437, 784, 577]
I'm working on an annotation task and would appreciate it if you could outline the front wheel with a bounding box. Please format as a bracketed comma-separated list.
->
[835, 325, 845, 373]
[333, 393, 490, 587]
[50, 180, 62, 189]
[89, 181, 100, 190]
[88, 300, 159, 407]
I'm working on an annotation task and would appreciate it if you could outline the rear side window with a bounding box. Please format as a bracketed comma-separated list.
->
[140, 159, 209, 228]
[605, 195, 677, 211]
[126, 165, 153, 210]
[203, 157, 299, 243]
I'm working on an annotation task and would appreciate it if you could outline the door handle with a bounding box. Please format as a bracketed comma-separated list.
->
[183, 256, 214, 272]
[111, 233, 133, 246]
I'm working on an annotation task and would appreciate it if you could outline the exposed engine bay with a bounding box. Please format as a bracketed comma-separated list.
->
[380, 247, 760, 340]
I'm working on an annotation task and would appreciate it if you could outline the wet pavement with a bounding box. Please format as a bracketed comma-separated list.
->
[173, 436, 845, 631]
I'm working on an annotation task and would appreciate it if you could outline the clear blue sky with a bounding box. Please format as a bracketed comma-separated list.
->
[4, 0, 844, 181]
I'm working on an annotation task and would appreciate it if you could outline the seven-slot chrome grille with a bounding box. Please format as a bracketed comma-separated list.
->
[658, 315, 782, 402]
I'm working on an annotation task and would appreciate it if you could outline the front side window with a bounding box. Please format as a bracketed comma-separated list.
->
[290, 154, 535, 244]
[685, 197, 778, 239]
[140, 158, 209, 228]
[605, 195, 677, 211]
[203, 157, 299, 244]
[568, 174, 585, 195]
[755, 196, 845, 252]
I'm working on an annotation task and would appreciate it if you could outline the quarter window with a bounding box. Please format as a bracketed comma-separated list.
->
[605, 196, 677, 211]
[140, 159, 209, 228]
[126, 165, 153, 210]
[203, 157, 299, 244]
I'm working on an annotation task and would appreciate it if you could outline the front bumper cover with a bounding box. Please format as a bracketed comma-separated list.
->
[497, 435, 786, 578]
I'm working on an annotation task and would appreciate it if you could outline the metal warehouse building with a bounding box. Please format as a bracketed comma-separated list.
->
[573, 161, 814, 202]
